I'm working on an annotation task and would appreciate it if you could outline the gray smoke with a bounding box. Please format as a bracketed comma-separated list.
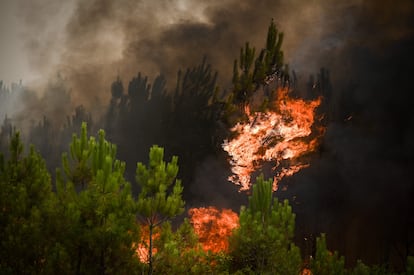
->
[14, 0, 405, 113]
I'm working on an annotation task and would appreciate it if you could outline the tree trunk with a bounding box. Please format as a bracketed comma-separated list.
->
[148, 224, 153, 275]
[76, 245, 82, 275]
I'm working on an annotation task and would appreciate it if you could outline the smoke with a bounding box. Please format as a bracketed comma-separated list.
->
[8, 0, 367, 111]
[276, 0, 414, 267]
[11, 0, 414, 93]
[2, 0, 414, 268]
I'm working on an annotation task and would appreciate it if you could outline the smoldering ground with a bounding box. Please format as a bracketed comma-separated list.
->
[1, 0, 414, 269]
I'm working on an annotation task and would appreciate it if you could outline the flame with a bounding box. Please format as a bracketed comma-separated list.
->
[137, 241, 149, 263]
[189, 207, 239, 253]
[223, 87, 323, 191]
[136, 226, 159, 263]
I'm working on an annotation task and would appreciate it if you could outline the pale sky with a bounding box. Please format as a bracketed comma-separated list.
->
[0, 0, 216, 87]
[0, 1, 31, 85]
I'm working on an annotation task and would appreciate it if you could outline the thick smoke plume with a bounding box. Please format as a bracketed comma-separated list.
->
[14, 0, 408, 113]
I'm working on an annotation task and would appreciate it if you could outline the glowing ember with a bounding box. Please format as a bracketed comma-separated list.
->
[189, 207, 239, 253]
[223, 87, 322, 191]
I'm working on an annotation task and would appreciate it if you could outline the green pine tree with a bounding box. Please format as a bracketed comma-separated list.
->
[310, 233, 346, 275]
[0, 132, 56, 274]
[405, 256, 414, 275]
[229, 175, 302, 274]
[54, 122, 140, 274]
[135, 145, 185, 275]
[230, 19, 286, 108]
[350, 260, 371, 275]
[152, 219, 229, 274]
[225, 19, 288, 126]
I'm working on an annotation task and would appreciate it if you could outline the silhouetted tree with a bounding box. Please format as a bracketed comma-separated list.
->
[230, 19, 287, 108]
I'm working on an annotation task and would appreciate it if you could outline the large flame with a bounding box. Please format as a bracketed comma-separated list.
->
[189, 207, 239, 253]
[223, 87, 322, 191]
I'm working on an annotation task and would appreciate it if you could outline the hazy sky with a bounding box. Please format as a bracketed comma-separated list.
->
[0, 0, 336, 88]
[0, 0, 215, 85]
[0, 0, 76, 86]
[0, 1, 30, 84]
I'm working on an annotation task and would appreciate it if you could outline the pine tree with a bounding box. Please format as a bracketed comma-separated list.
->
[0, 132, 56, 274]
[405, 256, 414, 275]
[310, 233, 346, 275]
[135, 145, 184, 275]
[151, 219, 229, 274]
[350, 260, 371, 275]
[168, 57, 221, 184]
[230, 19, 287, 108]
[54, 122, 140, 274]
[229, 174, 302, 274]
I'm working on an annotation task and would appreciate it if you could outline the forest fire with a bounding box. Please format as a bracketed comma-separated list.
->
[223, 87, 322, 191]
[189, 207, 239, 253]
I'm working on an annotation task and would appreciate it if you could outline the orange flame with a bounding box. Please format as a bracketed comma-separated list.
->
[137, 241, 149, 263]
[189, 207, 239, 253]
[223, 87, 323, 191]
[136, 226, 159, 263]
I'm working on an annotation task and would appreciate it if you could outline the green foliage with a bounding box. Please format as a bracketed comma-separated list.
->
[54, 122, 140, 274]
[230, 19, 286, 107]
[350, 260, 371, 275]
[229, 175, 301, 274]
[0, 132, 55, 274]
[0, 130, 411, 274]
[232, 42, 256, 103]
[311, 233, 346, 275]
[135, 145, 184, 221]
[349, 260, 398, 275]
[152, 220, 230, 274]
[225, 19, 288, 126]
[136, 145, 185, 274]
[405, 256, 414, 275]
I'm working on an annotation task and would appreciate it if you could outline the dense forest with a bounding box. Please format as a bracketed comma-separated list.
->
[1, 16, 414, 274]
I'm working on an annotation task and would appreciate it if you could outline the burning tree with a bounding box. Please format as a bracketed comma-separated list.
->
[135, 145, 184, 275]
[151, 219, 230, 274]
[230, 19, 287, 108]
[189, 206, 239, 253]
[223, 19, 324, 192]
[223, 87, 322, 191]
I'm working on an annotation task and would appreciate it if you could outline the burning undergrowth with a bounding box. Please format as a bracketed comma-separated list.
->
[189, 207, 239, 253]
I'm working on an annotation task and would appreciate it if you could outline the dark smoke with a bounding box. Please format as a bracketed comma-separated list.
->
[11, 0, 362, 112]
[277, 0, 414, 269]
[1, 0, 414, 270]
